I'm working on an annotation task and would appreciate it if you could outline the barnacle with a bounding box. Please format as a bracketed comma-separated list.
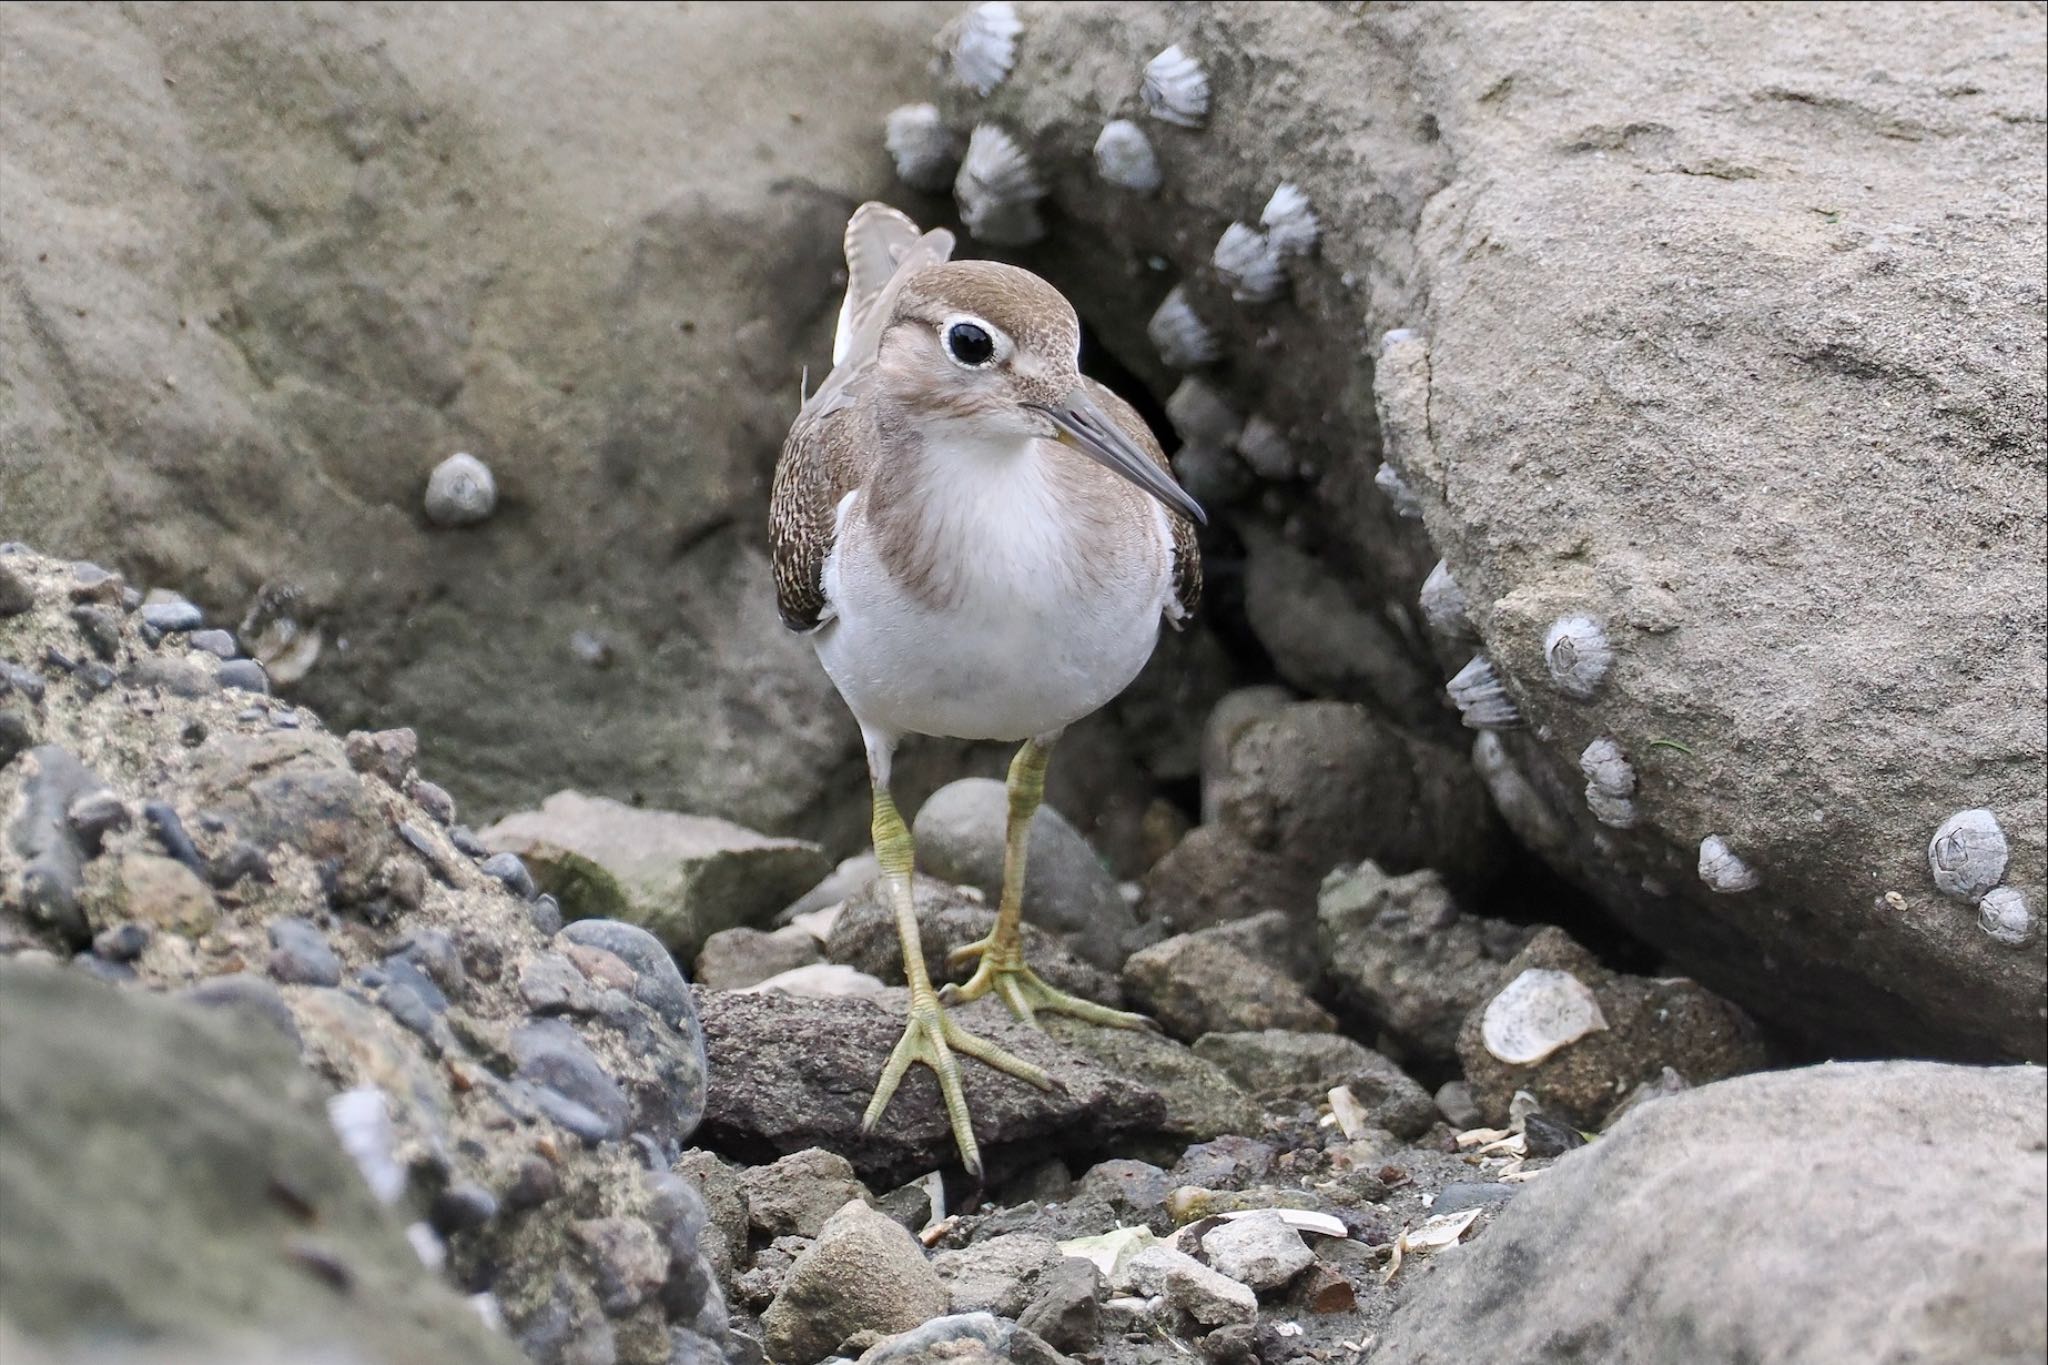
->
[1419, 561, 1473, 641]
[1927, 808, 2008, 901]
[1447, 654, 1522, 730]
[1375, 463, 1423, 519]
[1698, 835, 1759, 894]
[1093, 119, 1162, 194]
[1544, 615, 1614, 700]
[1260, 183, 1319, 257]
[942, 2, 1022, 96]
[1146, 285, 1219, 369]
[1141, 44, 1210, 128]
[955, 124, 1045, 246]
[1212, 221, 1286, 303]
[884, 103, 961, 193]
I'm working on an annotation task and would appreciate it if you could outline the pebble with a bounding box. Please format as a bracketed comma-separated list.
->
[760, 1200, 950, 1365]
[75, 662, 115, 693]
[92, 922, 152, 963]
[530, 894, 565, 936]
[510, 1019, 630, 1143]
[217, 659, 269, 694]
[449, 824, 489, 859]
[0, 561, 33, 615]
[66, 789, 130, 852]
[181, 972, 303, 1046]
[391, 928, 465, 994]
[740, 1149, 873, 1241]
[345, 727, 419, 787]
[141, 598, 204, 633]
[141, 801, 210, 879]
[1, 659, 47, 702]
[1200, 1211, 1314, 1293]
[482, 851, 538, 901]
[425, 453, 498, 527]
[0, 710, 33, 767]
[187, 628, 239, 658]
[267, 916, 343, 987]
[1017, 1256, 1103, 1355]
[557, 919, 697, 1033]
[409, 777, 457, 825]
[519, 952, 593, 1015]
[69, 605, 122, 662]
[573, 1215, 670, 1315]
[1123, 1245, 1257, 1327]
[431, 1180, 500, 1235]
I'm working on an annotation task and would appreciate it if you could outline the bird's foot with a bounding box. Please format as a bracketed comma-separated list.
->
[860, 988, 1053, 1178]
[942, 934, 1155, 1031]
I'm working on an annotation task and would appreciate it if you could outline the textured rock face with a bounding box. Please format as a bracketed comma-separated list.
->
[914, 1, 2046, 1062]
[1371, 1062, 2048, 1364]
[0, 963, 520, 1365]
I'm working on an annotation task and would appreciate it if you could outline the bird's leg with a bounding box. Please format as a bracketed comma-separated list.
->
[943, 738, 1152, 1030]
[858, 781, 1053, 1178]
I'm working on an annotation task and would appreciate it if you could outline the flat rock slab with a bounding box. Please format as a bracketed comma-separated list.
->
[696, 990, 1169, 1182]
[482, 790, 829, 960]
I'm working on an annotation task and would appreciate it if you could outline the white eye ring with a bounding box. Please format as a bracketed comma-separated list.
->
[939, 313, 1011, 369]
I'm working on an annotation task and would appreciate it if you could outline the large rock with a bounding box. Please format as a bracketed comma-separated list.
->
[913, 2, 2045, 1062]
[0, 962, 518, 1365]
[1371, 1062, 2048, 1364]
[482, 790, 830, 961]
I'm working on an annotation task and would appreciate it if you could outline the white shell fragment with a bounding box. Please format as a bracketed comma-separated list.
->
[1579, 736, 1640, 828]
[955, 124, 1045, 246]
[1448, 654, 1522, 730]
[1379, 327, 1420, 355]
[1544, 615, 1615, 700]
[1978, 887, 2035, 946]
[1481, 968, 1610, 1064]
[328, 1088, 406, 1205]
[944, 1, 1022, 96]
[1260, 183, 1320, 257]
[1219, 1207, 1349, 1239]
[1094, 119, 1162, 193]
[1236, 415, 1295, 481]
[1927, 808, 2008, 902]
[1212, 221, 1286, 303]
[1141, 44, 1210, 128]
[1165, 377, 1243, 450]
[884, 103, 962, 193]
[1698, 835, 1760, 893]
[1147, 285, 1220, 369]
[1420, 561, 1474, 640]
[424, 453, 496, 528]
[1375, 463, 1424, 518]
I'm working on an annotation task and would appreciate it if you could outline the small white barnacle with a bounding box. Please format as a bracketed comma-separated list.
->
[1375, 462, 1423, 519]
[1978, 886, 2034, 947]
[942, 1, 1023, 96]
[1146, 285, 1219, 369]
[1447, 654, 1522, 730]
[1260, 182, 1319, 258]
[1419, 561, 1474, 641]
[1093, 119, 1162, 194]
[1379, 327, 1421, 356]
[954, 124, 1045, 246]
[1235, 415, 1295, 481]
[1698, 835, 1760, 894]
[1211, 222, 1286, 304]
[1480, 968, 1610, 1065]
[1585, 788, 1640, 830]
[1544, 615, 1615, 700]
[1578, 736, 1635, 797]
[884, 104, 962, 193]
[1927, 808, 2008, 902]
[1141, 44, 1210, 128]
[1165, 377, 1243, 451]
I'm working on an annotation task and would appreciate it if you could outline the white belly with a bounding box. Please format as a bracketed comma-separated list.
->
[813, 451, 1172, 744]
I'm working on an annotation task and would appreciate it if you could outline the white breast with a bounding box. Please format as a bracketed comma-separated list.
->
[813, 436, 1174, 744]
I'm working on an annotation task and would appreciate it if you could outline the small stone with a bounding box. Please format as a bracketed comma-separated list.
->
[1122, 930, 1334, 1040]
[530, 894, 565, 936]
[1123, 1245, 1257, 1327]
[556, 918, 700, 1033]
[409, 777, 457, 826]
[510, 1018, 630, 1143]
[572, 1215, 670, 1315]
[694, 924, 823, 991]
[1200, 1211, 1314, 1293]
[482, 851, 538, 900]
[1191, 1031, 1437, 1137]
[217, 659, 269, 694]
[92, 921, 152, 963]
[1435, 1080, 1483, 1129]
[0, 709, 34, 767]
[931, 1233, 1063, 1316]
[739, 1148, 873, 1241]
[113, 853, 217, 937]
[141, 598, 204, 633]
[0, 562, 33, 616]
[391, 927, 464, 994]
[519, 952, 594, 1015]
[344, 728, 419, 787]
[66, 789, 130, 853]
[181, 973, 302, 1046]
[1077, 1159, 1172, 1227]
[267, 916, 344, 987]
[431, 1180, 500, 1234]
[68, 606, 122, 662]
[1017, 1256, 1103, 1354]
[424, 452, 498, 527]
[1, 659, 48, 702]
[187, 628, 239, 658]
[761, 1200, 949, 1365]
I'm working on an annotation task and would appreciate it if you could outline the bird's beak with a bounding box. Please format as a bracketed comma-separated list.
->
[1031, 387, 1208, 527]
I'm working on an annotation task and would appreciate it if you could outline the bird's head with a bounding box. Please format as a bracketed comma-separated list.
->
[875, 260, 1206, 524]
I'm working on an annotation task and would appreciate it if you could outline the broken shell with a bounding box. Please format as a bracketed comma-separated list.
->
[1544, 615, 1614, 700]
[1165, 377, 1243, 450]
[1927, 808, 2008, 902]
[1481, 968, 1609, 1064]
[1375, 463, 1424, 519]
[1578, 737, 1635, 797]
[955, 124, 1045, 246]
[1419, 561, 1474, 640]
[943, 1, 1022, 96]
[1235, 415, 1295, 481]
[1698, 835, 1759, 894]
[1260, 183, 1319, 257]
[884, 103, 962, 193]
[1141, 44, 1210, 128]
[1093, 119, 1162, 194]
[1147, 285, 1219, 369]
[1978, 886, 2034, 946]
[1212, 222, 1286, 304]
[1447, 654, 1522, 730]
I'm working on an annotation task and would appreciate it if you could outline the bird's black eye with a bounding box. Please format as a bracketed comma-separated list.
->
[944, 321, 996, 367]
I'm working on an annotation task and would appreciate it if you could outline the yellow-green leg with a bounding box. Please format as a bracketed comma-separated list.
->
[858, 784, 1052, 1177]
[942, 739, 1153, 1030]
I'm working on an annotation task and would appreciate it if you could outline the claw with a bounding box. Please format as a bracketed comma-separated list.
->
[945, 941, 1154, 1032]
[860, 994, 1053, 1178]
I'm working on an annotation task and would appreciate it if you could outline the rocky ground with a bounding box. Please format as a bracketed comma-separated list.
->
[3, 2, 2045, 1363]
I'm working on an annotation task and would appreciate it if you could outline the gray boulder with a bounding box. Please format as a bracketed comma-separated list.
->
[1190, 1030, 1436, 1137]
[912, 2, 2046, 1062]
[1372, 1062, 2048, 1364]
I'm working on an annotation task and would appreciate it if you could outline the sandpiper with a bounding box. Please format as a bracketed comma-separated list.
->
[770, 203, 1204, 1175]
